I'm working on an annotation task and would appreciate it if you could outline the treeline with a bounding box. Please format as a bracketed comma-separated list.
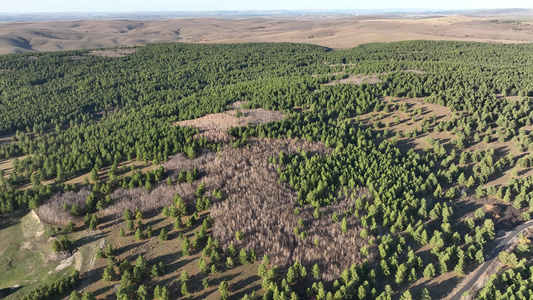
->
[21, 269, 80, 300]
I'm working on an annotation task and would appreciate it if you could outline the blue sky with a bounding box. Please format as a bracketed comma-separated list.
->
[3, 0, 533, 13]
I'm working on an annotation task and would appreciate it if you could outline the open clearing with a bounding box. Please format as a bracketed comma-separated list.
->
[174, 107, 286, 142]
[0, 134, 13, 146]
[324, 70, 426, 86]
[87, 47, 139, 58]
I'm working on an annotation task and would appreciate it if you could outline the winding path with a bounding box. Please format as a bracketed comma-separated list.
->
[448, 220, 533, 300]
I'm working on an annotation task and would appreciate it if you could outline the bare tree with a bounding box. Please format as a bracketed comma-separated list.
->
[36, 187, 91, 225]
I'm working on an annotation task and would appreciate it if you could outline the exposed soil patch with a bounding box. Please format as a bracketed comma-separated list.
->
[228, 101, 248, 109]
[0, 159, 13, 177]
[0, 156, 28, 177]
[0, 133, 13, 146]
[324, 70, 426, 86]
[455, 196, 522, 230]
[173, 108, 286, 142]
[496, 93, 524, 102]
[325, 73, 383, 85]
[87, 47, 138, 58]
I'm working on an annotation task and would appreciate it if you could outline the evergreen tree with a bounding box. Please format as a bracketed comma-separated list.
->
[159, 228, 168, 241]
[312, 264, 321, 279]
[135, 228, 143, 240]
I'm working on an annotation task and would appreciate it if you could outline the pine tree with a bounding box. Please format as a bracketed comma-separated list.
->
[226, 256, 234, 268]
[124, 208, 133, 221]
[127, 220, 134, 231]
[312, 263, 321, 279]
[103, 265, 116, 282]
[198, 258, 208, 273]
[196, 182, 206, 197]
[160, 286, 169, 300]
[137, 285, 148, 300]
[91, 168, 98, 181]
[286, 266, 297, 283]
[420, 288, 432, 300]
[182, 237, 190, 255]
[146, 225, 152, 238]
[174, 217, 183, 230]
[153, 285, 161, 299]
[341, 216, 347, 233]
[135, 228, 143, 240]
[89, 215, 98, 230]
[219, 281, 229, 300]
[423, 263, 435, 279]
[151, 265, 160, 278]
[400, 289, 413, 300]
[162, 206, 169, 217]
[180, 282, 189, 296]
[235, 230, 244, 241]
[239, 248, 248, 265]
[135, 210, 143, 221]
[65, 222, 75, 233]
[84, 213, 91, 226]
[395, 264, 407, 284]
[227, 244, 237, 257]
[159, 228, 168, 241]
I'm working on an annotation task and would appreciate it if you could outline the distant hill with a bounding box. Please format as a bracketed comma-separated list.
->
[0, 10, 533, 54]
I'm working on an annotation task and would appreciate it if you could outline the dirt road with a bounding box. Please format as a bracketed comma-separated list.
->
[448, 219, 533, 300]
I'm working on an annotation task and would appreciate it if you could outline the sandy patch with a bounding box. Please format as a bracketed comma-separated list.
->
[324, 70, 426, 86]
[496, 94, 523, 101]
[0, 133, 14, 146]
[55, 252, 77, 271]
[87, 47, 137, 58]
[229, 101, 248, 109]
[174, 108, 286, 142]
[325, 73, 382, 85]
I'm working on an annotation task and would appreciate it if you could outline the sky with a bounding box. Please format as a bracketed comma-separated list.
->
[3, 0, 533, 13]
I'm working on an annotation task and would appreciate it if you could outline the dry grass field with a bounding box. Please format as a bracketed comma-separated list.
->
[1, 13, 533, 54]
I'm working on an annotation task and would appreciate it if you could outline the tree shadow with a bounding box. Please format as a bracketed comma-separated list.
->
[0, 285, 23, 298]
[81, 265, 105, 288]
[90, 284, 114, 298]
[192, 287, 217, 300]
[115, 240, 147, 257]
[230, 276, 262, 299]
[0, 208, 29, 230]
[75, 231, 106, 248]
[415, 275, 461, 299]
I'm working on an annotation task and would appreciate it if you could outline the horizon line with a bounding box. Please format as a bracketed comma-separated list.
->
[1, 7, 532, 14]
